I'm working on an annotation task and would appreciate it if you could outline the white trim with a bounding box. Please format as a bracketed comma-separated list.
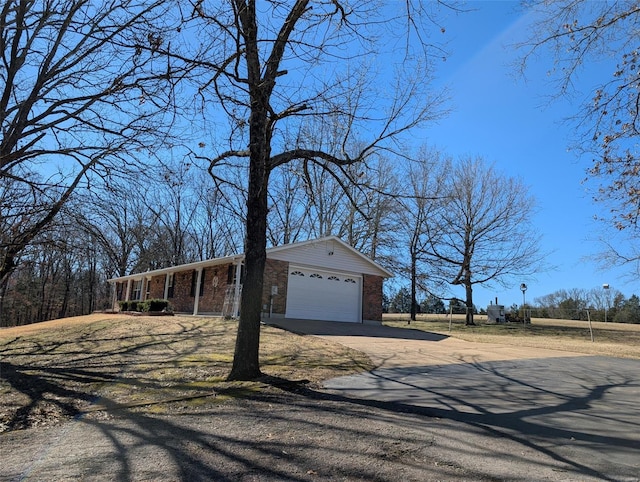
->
[232, 261, 242, 317]
[193, 268, 203, 315]
[163, 273, 171, 300]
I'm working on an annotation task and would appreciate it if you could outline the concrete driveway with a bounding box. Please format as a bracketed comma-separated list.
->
[268, 319, 640, 481]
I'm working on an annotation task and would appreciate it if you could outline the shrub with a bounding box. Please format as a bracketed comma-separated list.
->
[120, 299, 170, 312]
[141, 299, 170, 312]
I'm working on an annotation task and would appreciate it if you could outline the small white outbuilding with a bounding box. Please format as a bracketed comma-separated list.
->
[486, 303, 505, 324]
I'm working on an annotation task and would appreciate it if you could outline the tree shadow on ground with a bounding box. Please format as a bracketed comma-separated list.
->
[2, 318, 639, 481]
[266, 319, 450, 341]
[0, 318, 230, 431]
[3, 368, 638, 481]
[276, 356, 640, 482]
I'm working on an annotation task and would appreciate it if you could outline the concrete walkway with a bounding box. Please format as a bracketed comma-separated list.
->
[268, 319, 640, 481]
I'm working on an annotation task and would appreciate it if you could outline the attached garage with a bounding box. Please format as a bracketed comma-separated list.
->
[266, 237, 392, 324]
[285, 266, 362, 322]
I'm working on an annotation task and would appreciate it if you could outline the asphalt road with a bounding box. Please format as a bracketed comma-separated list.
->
[270, 319, 640, 481]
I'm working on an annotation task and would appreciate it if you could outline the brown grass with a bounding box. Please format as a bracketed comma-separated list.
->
[383, 313, 640, 360]
[0, 314, 373, 432]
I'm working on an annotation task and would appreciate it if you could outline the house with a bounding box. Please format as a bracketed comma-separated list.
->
[108, 236, 392, 323]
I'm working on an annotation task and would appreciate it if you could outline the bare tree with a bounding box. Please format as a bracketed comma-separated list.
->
[0, 212, 111, 326]
[76, 183, 155, 278]
[267, 163, 309, 246]
[399, 150, 450, 322]
[520, 1, 640, 274]
[191, 173, 244, 260]
[186, 1, 449, 379]
[421, 156, 543, 325]
[0, 0, 177, 290]
[348, 156, 402, 264]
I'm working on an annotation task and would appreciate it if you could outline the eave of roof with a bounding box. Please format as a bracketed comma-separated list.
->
[108, 254, 243, 283]
[108, 235, 393, 283]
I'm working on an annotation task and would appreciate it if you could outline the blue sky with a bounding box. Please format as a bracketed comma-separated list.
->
[418, 1, 636, 307]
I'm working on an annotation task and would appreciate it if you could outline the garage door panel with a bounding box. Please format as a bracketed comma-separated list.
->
[285, 267, 361, 322]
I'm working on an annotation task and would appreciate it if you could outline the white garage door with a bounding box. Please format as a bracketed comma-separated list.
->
[285, 266, 361, 322]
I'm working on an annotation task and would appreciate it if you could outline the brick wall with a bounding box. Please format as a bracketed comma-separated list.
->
[362, 274, 383, 321]
[148, 275, 165, 299]
[169, 270, 195, 312]
[261, 259, 289, 315]
[196, 267, 227, 313]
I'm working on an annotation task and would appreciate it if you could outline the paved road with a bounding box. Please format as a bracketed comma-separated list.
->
[269, 319, 640, 481]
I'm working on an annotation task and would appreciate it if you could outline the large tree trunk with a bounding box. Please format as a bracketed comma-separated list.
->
[226, 93, 271, 379]
[227, 159, 269, 380]
[227, 1, 270, 380]
[464, 280, 475, 326]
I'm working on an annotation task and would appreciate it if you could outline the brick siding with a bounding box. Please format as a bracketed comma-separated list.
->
[261, 259, 289, 315]
[362, 274, 383, 321]
[148, 275, 165, 299]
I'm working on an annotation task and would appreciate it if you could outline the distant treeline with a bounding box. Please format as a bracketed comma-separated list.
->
[385, 287, 640, 324]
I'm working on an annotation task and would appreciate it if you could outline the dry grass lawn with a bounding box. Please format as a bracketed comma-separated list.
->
[0, 314, 373, 432]
[383, 313, 640, 360]
[3, 312, 639, 434]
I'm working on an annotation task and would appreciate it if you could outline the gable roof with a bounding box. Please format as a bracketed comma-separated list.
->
[108, 236, 392, 283]
[267, 236, 392, 277]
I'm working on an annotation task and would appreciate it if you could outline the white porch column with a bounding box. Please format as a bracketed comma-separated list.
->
[232, 261, 242, 317]
[111, 283, 117, 311]
[164, 273, 171, 299]
[193, 268, 203, 315]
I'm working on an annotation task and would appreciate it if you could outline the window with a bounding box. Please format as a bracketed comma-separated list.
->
[131, 280, 143, 300]
[328, 276, 340, 281]
[145, 278, 151, 300]
[310, 273, 323, 279]
[344, 278, 356, 284]
[290, 271, 304, 276]
[167, 273, 174, 299]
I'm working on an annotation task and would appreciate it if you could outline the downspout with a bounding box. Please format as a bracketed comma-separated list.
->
[193, 268, 203, 315]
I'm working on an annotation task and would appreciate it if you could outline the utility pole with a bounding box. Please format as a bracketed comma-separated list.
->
[603, 283, 610, 322]
[520, 283, 528, 324]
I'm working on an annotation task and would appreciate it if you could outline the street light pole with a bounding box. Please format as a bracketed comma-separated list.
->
[520, 283, 527, 324]
[603, 283, 610, 322]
